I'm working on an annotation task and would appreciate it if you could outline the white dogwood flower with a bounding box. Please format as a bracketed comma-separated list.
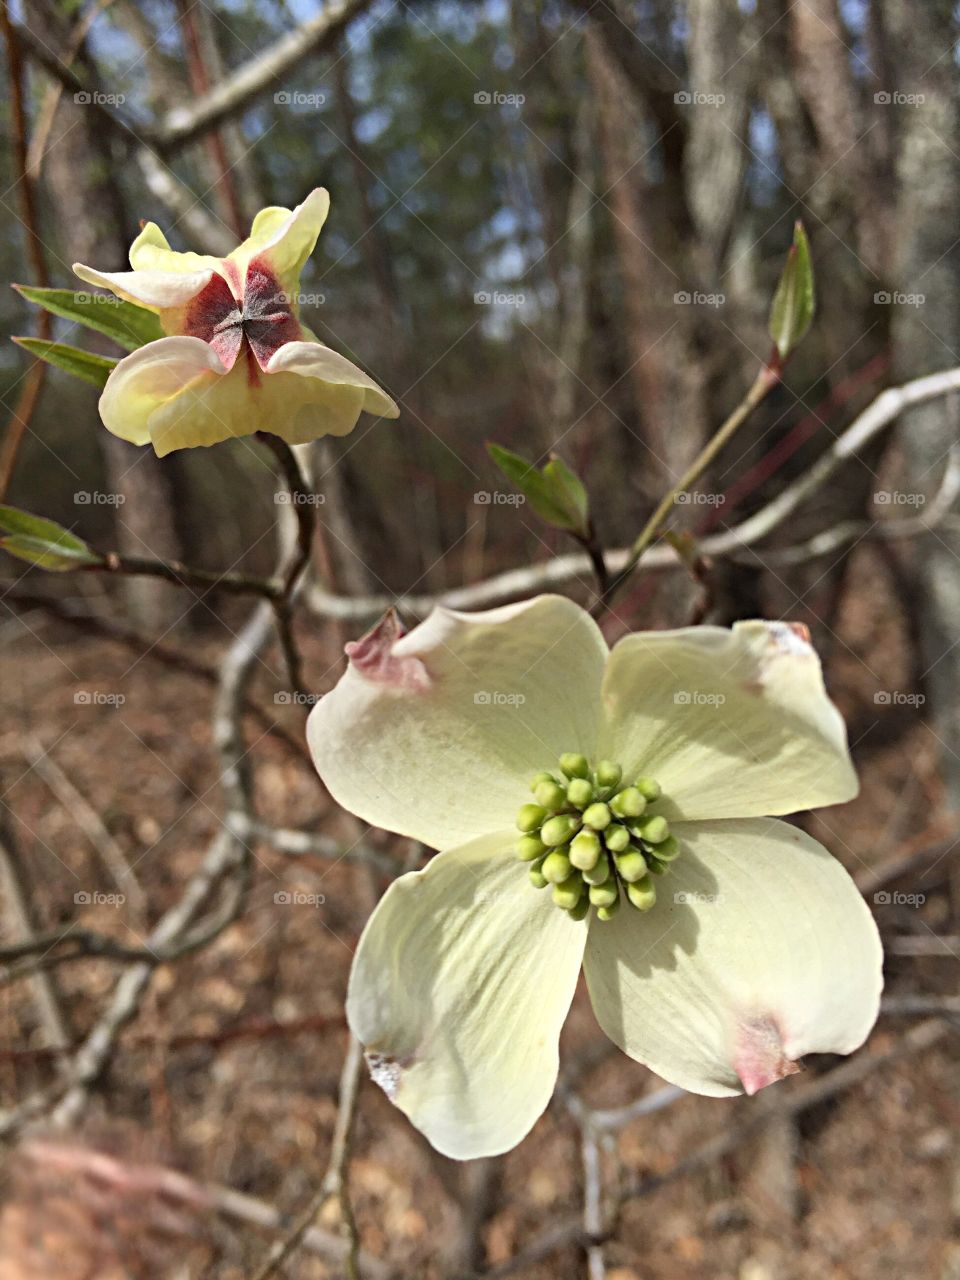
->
[307, 595, 882, 1160]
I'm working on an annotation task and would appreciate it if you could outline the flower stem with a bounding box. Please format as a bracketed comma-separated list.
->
[597, 362, 780, 613]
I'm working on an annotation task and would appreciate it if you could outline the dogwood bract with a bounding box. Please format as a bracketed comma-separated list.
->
[307, 595, 882, 1160]
[73, 189, 398, 456]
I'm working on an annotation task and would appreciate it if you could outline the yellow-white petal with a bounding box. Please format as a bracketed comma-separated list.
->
[598, 621, 857, 821]
[307, 596, 608, 849]
[73, 261, 214, 313]
[347, 830, 587, 1159]
[127, 222, 224, 275]
[584, 818, 882, 1096]
[97, 337, 389, 456]
[265, 340, 399, 418]
[228, 188, 330, 290]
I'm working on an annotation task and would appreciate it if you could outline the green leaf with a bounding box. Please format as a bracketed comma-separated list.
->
[13, 337, 117, 389]
[768, 221, 815, 361]
[487, 443, 590, 536]
[13, 285, 163, 351]
[0, 505, 103, 571]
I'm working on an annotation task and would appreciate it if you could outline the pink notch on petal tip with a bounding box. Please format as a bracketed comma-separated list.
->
[345, 611, 431, 692]
[734, 1014, 801, 1096]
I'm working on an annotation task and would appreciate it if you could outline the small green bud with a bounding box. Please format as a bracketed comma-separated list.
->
[614, 848, 648, 883]
[582, 801, 612, 831]
[541, 813, 580, 847]
[541, 848, 573, 883]
[559, 752, 590, 779]
[626, 875, 657, 912]
[594, 760, 622, 793]
[654, 834, 680, 862]
[604, 823, 630, 853]
[530, 771, 555, 791]
[570, 829, 601, 871]
[581, 852, 611, 886]
[610, 786, 646, 819]
[636, 814, 670, 844]
[529, 858, 548, 889]
[567, 896, 590, 922]
[596, 895, 621, 921]
[566, 777, 594, 809]
[588, 878, 619, 908]
[552, 874, 584, 910]
[634, 776, 662, 801]
[516, 803, 546, 833]
[515, 834, 545, 862]
[534, 779, 567, 811]
[645, 856, 668, 876]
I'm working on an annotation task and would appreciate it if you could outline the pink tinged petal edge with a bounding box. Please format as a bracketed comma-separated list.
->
[344, 610, 431, 692]
[734, 1013, 802, 1095]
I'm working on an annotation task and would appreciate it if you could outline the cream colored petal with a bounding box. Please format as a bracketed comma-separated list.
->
[266, 340, 399, 418]
[73, 261, 214, 312]
[127, 222, 224, 275]
[347, 829, 587, 1159]
[584, 818, 882, 1097]
[307, 596, 608, 849]
[98, 337, 225, 446]
[228, 188, 330, 287]
[599, 621, 857, 821]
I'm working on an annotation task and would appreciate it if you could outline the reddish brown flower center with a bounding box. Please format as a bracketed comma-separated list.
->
[183, 255, 301, 373]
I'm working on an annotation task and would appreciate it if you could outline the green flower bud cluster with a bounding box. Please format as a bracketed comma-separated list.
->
[514, 756, 679, 923]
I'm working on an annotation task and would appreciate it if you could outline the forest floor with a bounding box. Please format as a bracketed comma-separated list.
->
[0, 575, 958, 1280]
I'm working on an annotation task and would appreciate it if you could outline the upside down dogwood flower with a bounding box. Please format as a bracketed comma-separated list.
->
[73, 189, 398, 456]
[307, 595, 883, 1160]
